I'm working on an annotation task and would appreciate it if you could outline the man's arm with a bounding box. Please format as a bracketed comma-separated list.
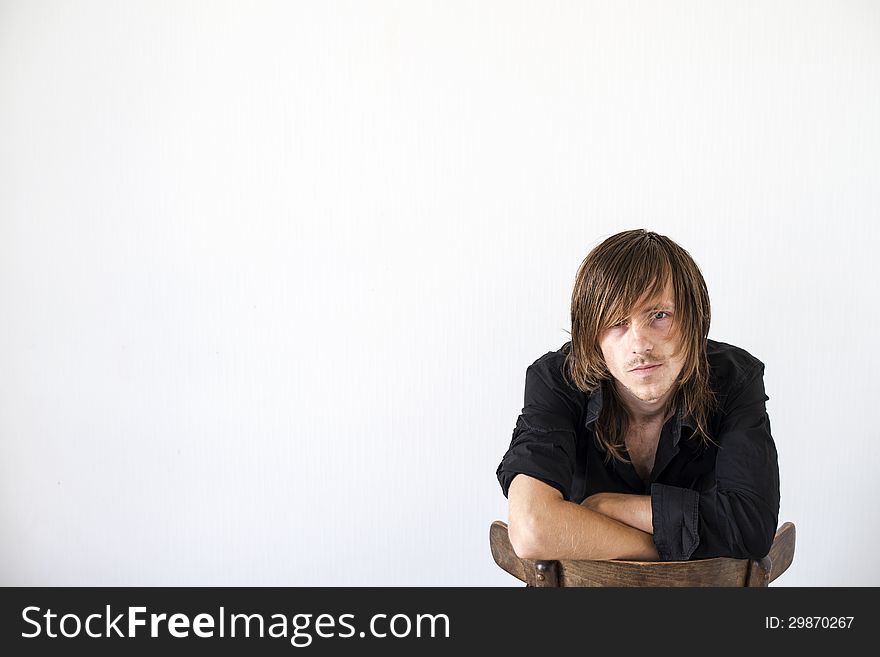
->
[507, 474, 660, 561]
[580, 492, 654, 535]
[653, 364, 780, 561]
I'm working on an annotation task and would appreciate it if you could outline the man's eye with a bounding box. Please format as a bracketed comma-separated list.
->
[613, 319, 628, 327]
[654, 311, 670, 320]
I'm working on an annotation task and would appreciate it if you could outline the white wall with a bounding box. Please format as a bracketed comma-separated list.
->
[1, 0, 877, 586]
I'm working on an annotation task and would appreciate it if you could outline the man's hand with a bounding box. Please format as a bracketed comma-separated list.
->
[581, 492, 654, 535]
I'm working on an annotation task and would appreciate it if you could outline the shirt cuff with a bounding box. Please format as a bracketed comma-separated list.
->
[650, 483, 701, 561]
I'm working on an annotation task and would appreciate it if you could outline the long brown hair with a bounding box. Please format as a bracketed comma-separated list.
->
[562, 229, 719, 464]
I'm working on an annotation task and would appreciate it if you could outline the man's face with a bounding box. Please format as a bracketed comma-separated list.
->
[598, 281, 686, 406]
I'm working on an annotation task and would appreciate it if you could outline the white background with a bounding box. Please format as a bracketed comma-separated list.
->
[1, 0, 878, 586]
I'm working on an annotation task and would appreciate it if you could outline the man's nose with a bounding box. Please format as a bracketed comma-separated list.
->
[629, 319, 654, 353]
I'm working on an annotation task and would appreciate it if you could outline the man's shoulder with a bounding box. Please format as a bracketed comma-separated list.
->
[527, 341, 572, 377]
[524, 341, 582, 395]
[706, 338, 765, 391]
[529, 340, 570, 364]
[523, 341, 585, 416]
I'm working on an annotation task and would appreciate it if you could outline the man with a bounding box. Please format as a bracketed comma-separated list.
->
[496, 229, 780, 562]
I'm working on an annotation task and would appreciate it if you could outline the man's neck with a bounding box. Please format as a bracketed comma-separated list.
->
[614, 381, 676, 426]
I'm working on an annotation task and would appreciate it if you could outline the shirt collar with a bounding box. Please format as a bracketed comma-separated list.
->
[584, 381, 696, 446]
[584, 382, 604, 426]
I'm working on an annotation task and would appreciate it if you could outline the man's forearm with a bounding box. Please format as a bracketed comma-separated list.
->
[581, 493, 654, 534]
[525, 499, 660, 561]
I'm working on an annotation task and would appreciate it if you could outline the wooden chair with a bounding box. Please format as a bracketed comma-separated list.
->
[490, 520, 796, 587]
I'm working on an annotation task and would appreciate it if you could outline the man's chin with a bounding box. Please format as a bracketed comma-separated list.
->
[629, 385, 671, 403]
[613, 378, 673, 405]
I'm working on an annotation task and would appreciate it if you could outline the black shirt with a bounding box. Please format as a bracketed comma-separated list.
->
[496, 338, 780, 561]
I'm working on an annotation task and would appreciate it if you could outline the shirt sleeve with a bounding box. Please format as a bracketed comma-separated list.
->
[496, 359, 581, 502]
[650, 363, 780, 561]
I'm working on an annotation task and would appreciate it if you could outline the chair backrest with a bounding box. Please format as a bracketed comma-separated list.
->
[490, 520, 796, 587]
